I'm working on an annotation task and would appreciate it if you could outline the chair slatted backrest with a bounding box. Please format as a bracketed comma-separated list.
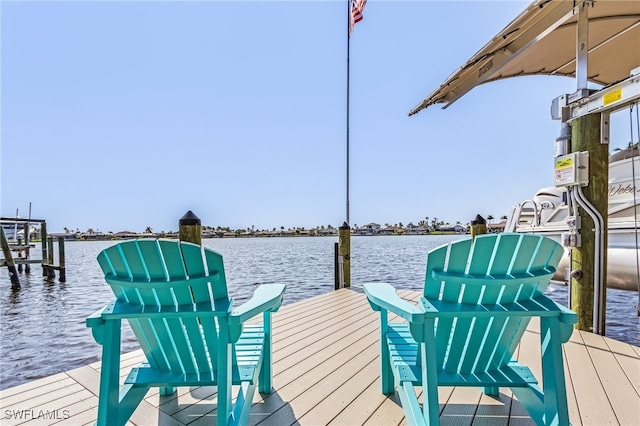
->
[97, 239, 228, 375]
[423, 233, 563, 375]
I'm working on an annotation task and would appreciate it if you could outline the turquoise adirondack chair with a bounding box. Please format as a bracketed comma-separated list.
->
[86, 239, 286, 426]
[364, 233, 577, 426]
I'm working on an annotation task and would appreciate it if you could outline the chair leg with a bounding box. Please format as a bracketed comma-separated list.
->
[231, 381, 258, 426]
[159, 386, 175, 396]
[397, 382, 428, 426]
[217, 324, 233, 426]
[96, 320, 122, 426]
[421, 322, 440, 426]
[259, 314, 272, 394]
[483, 386, 499, 396]
[118, 384, 151, 424]
[380, 311, 394, 395]
[540, 317, 571, 426]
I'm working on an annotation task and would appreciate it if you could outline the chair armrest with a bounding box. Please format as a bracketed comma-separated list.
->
[86, 304, 112, 345]
[363, 283, 425, 323]
[231, 284, 286, 324]
[556, 301, 578, 325]
[86, 306, 107, 328]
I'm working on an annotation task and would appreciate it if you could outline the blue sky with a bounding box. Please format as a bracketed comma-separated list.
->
[1, 1, 630, 233]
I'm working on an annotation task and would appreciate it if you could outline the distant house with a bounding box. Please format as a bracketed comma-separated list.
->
[488, 220, 507, 233]
[380, 226, 404, 235]
[355, 223, 381, 235]
[438, 223, 468, 233]
[318, 227, 337, 236]
[405, 223, 427, 235]
[114, 231, 138, 239]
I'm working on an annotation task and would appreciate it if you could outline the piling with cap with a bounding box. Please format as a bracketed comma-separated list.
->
[179, 211, 202, 246]
[338, 222, 351, 288]
[470, 214, 487, 239]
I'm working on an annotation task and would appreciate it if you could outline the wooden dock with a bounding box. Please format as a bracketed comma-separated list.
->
[1, 289, 638, 425]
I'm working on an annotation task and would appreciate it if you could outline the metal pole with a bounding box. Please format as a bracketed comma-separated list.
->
[346, 0, 351, 225]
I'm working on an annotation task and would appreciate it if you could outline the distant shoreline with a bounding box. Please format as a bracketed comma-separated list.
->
[47, 230, 465, 242]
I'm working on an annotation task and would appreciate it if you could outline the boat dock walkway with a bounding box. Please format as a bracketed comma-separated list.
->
[1, 289, 638, 425]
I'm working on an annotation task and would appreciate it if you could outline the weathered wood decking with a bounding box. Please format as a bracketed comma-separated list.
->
[1, 289, 639, 425]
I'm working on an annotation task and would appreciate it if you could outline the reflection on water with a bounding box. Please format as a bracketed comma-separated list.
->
[1, 235, 638, 390]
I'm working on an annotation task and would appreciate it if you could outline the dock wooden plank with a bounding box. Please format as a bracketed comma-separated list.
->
[326, 378, 391, 426]
[603, 337, 640, 359]
[1, 290, 638, 426]
[438, 386, 483, 426]
[297, 348, 379, 425]
[614, 352, 640, 395]
[563, 332, 618, 425]
[0, 373, 68, 401]
[0, 376, 77, 409]
[585, 343, 640, 425]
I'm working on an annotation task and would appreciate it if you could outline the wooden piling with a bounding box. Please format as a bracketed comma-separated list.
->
[179, 211, 202, 246]
[1, 227, 20, 290]
[470, 214, 487, 239]
[338, 222, 350, 288]
[46, 237, 56, 280]
[23, 222, 30, 273]
[17, 238, 23, 273]
[334, 242, 340, 290]
[571, 113, 608, 333]
[41, 222, 49, 277]
[58, 237, 66, 282]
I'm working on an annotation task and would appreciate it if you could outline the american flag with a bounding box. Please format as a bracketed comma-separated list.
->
[349, 0, 367, 34]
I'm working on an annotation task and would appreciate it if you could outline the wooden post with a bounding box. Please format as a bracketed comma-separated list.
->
[179, 210, 202, 246]
[23, 222, 30, 273]
[17, 237, 23, 272]
[334, 242, 341, 290]
[571, 113, 608, 333]
[58, 237, 66, 282]
[338, 222, 350, 288]
[1, 227, 20, 290]
[470, 214, 487, 239]
[46, 236, 56, 280]
[41, 222, 49, 277]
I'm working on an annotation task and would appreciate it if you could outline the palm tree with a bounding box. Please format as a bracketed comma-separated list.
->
[144, 226, 153, 234]
[487, 215, 494, 224]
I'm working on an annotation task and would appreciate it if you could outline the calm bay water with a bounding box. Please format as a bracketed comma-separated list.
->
[1, 235, 638, 390]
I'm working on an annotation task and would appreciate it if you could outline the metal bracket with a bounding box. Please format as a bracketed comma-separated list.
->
[555, 68, 640, 122]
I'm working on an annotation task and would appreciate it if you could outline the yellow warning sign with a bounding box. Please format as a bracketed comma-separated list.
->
[556, 157, 573, 169]
[603, 89, 622, 106]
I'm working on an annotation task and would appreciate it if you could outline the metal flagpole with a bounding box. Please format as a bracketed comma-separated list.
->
[346, 0, 351, 225]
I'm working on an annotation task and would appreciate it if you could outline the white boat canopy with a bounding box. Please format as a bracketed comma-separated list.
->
[409, 0, 640, 115]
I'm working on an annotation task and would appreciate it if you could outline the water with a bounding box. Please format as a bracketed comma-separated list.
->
[1, 235, 638, 390]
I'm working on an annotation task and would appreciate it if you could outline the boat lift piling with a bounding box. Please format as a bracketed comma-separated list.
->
[0, 227, 21, 290]
[1, 217, 67, 284]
